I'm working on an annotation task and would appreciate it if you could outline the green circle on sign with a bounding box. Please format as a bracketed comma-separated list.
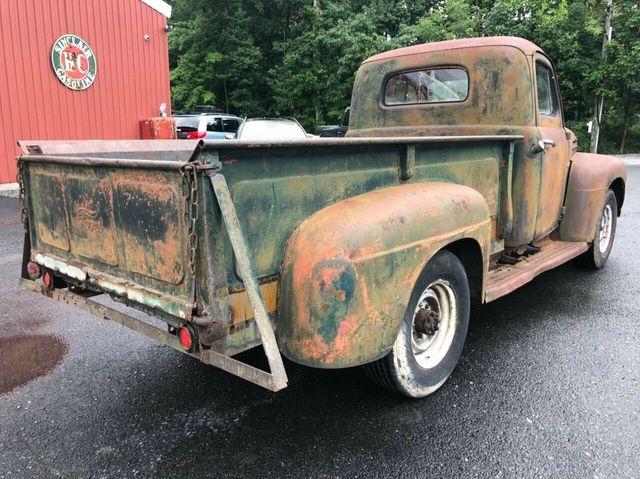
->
[51, 34, 97, 91]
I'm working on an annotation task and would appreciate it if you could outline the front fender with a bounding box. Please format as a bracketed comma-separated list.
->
[276, 182, 491, 368]
[558, 153, 627, 242]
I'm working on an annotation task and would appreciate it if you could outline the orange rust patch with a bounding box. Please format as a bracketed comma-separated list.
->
[115, 177, 185, 284]
[325, 315, 360, 364]
[299, 336, 329, 362]
[357, 274, 382, 327]
[354, 238, 384, 259]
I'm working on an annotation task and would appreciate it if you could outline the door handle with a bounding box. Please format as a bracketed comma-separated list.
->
[528, 138, 556, 156]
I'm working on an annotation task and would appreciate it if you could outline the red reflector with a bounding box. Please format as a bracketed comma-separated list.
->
[186, 131, 206, 139]
[27, 261, 42, 280]
[178, 326, 193, 351]
[43, 270, 53, 289]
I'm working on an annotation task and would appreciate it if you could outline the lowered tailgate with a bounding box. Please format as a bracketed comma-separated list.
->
[18, 140, 202, 320]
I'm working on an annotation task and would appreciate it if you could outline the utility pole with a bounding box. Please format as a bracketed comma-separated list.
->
[590, 0, 613, 153]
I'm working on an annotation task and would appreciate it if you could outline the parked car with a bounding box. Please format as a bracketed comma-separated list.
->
[314, 107, 351, 137]
[234, 118, 311, 140]
[175, 114, 243, 140]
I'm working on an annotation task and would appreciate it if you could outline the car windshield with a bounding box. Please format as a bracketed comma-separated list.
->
[175, 117, 201, 130]
[239, 120, 306, 140]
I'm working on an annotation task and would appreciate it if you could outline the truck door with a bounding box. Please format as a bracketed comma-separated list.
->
[533, 57, 571, 238]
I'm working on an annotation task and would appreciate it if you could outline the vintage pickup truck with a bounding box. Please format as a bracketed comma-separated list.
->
[18, 37, 626, 398]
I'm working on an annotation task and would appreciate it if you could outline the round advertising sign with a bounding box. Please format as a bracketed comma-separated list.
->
[51, 34, 97, 91]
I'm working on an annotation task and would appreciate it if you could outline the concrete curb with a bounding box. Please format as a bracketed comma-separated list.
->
[616, 154, 640, 166]
[0, 182, 18, 198]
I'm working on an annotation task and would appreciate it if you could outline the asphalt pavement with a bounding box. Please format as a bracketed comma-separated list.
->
[0, 167, 639, 478]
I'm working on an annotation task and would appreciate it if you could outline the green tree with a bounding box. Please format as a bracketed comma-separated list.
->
[269, 2, 391, 128]
[398, 0, 477, 44]
[166, 0, 639, 149]
[168, 0, 263, 115]
[595, 0, 640, 152]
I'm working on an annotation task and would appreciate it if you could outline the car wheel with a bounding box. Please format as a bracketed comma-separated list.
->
[582, 189, 617, 269]
[364, 250, 470, 398]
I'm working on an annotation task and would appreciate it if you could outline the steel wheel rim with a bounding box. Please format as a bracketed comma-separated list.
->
[598, 204, 613, 253]
[411, 280, 457, 369]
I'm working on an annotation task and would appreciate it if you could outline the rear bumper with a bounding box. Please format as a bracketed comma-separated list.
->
[20, 278, 288, 392]
[20, 278, 191, 353]
[32, 252, 195, 321]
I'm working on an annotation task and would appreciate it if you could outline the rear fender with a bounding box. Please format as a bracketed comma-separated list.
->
[558, 153, 627, 242]
[276, 182, 491, 368]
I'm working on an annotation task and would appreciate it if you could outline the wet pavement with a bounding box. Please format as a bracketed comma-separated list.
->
[1, 168, 639, 478]
[0, 335, 68, 395]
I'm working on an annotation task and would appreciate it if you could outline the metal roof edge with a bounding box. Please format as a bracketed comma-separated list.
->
[362, 36, 540, 65]
[139, 0, 172, 18]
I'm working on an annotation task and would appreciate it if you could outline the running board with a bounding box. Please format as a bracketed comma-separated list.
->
[485, 241, 588, 302]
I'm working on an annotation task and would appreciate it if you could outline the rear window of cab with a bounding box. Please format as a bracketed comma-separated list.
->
[384, 67, 469, 105]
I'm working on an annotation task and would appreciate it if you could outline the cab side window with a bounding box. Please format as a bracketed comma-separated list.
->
[207, 118, 223, 132]
[536, 62, 559, 116]
[223, 119, 241, 133]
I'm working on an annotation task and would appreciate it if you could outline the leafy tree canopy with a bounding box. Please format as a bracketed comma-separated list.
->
[167, 0, 640, 153]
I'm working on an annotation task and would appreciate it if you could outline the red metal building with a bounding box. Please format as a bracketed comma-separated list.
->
[0, 0, 172, 185]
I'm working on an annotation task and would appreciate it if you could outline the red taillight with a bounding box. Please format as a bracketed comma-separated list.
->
[177, 325, 197, 352]
[27, 261, 42, 280]
[42, 269, 66, 289]
[43, 270, 53, 289]
[185, 131, 206, 139]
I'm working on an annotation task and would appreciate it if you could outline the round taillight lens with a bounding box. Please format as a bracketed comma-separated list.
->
[27, 261, 42, 280]
[43, 270, 54, 289]
[177, 325, 196, 352]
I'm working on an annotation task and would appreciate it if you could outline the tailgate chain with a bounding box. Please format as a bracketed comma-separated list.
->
[180, 163, 200, 277]
[16, 158, 28, 231]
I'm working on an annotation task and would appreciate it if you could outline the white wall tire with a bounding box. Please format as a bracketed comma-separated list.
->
[583, 189, 617, 269]
[364, 250, 470, 398]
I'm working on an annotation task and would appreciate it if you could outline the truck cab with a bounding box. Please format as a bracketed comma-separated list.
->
[348, 37, 624, 253]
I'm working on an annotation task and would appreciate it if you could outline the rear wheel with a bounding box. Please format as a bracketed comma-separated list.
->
[364, 250, 470, 398]
[582, 189, 617, 269]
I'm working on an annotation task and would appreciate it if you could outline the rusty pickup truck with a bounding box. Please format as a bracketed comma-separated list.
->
[17, 37, 626, 398]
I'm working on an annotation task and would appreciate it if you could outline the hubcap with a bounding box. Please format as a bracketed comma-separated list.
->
[411, 280, 457, 369]
[598, 204, 613, 253]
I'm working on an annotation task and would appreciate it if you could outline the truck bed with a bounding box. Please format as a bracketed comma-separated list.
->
[19, 136, 521, 325]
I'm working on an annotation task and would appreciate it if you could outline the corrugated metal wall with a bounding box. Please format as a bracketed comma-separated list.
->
[0, 0, 172, 184]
